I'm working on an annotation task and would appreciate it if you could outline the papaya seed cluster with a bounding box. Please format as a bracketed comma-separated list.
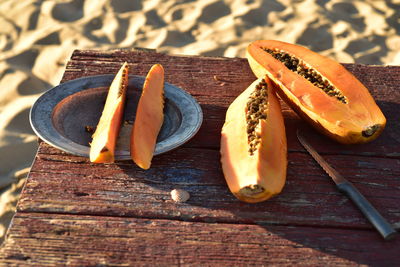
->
[263, 48, 347, 104]
[240, 184, 265, 196]
[118, 67, 128, 98]
[246, 79, 268, 155]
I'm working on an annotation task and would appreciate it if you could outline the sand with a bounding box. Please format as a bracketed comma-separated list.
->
[0, 0, 399, 242]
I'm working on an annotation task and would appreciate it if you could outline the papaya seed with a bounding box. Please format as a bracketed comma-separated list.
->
[85, 125, 96, 134]
[100, 147, 109, 153]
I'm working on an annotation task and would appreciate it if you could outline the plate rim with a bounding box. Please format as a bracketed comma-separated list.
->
[30, 74, 203, 160]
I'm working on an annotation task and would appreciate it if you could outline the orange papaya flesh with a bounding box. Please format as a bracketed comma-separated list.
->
[220, 77, 287, 203]
[130, 64, 165, 170]
[90, 62, 129, 163]
[246, 40, 386, 144]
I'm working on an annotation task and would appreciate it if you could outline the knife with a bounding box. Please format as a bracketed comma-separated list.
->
[296, 130, 397, 241]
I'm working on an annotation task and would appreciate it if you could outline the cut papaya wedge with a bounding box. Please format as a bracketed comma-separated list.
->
[220, 77, 287, 203]
[130, 64, 165, 169]
[90, 62, 129, 163]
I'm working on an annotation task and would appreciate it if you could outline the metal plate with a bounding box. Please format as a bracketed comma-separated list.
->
[30, 75, 203, 160]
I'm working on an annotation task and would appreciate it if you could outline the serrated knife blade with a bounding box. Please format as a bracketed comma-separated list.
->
[297, 130, 397, 241]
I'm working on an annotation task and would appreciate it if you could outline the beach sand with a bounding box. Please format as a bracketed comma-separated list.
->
[0, 0, 399, 242]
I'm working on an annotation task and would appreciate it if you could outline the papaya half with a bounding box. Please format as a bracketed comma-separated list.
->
[130, 64, 165, 170]
[220, 77, 287, 203]
[90, 62, 129, 163]
[246, 40, 386, 144]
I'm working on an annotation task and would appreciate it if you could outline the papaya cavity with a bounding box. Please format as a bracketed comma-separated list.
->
[264, 48, 347, 104]
[246, 79, 268, 155]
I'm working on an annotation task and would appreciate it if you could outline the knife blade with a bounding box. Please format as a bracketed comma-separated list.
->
[297, 130, 397, 241]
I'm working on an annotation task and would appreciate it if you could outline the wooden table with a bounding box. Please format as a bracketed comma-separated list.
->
[1, 49, 399, 266]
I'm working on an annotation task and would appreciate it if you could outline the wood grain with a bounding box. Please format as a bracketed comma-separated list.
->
[1, 213, 398, 266]
[18, 143, 400, 229]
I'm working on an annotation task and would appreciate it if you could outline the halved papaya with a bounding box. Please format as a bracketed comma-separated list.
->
[246, 40, 386, 144]
[130, 64, 165, 169]
[220, 77, 287, 203]
[90, 62, 129, 163]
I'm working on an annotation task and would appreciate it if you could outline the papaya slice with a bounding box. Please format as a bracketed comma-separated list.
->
[130, 64, 165, 169]
[90, 62, 129, 163]
[220, 77, 287, 203]
[246, 40, 386, 144]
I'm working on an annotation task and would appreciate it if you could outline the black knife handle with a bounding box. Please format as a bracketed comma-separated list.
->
[337, 182, 397, 240]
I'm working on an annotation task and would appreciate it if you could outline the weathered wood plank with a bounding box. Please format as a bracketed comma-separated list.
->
[60, 49, 400, 157]
[18, 143, 400, 229]
[0, 213, 398, 266]
[4, 49, 398, 266]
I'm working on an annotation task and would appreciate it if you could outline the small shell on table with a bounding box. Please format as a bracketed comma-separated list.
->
[170, 189, 190, 203]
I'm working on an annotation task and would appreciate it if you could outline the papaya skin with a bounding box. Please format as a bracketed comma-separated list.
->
[130, 64, 165, 170]
[90, 62, 129, 163]
[220, 77, 287, 203]
[246, 40, 386, 144]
